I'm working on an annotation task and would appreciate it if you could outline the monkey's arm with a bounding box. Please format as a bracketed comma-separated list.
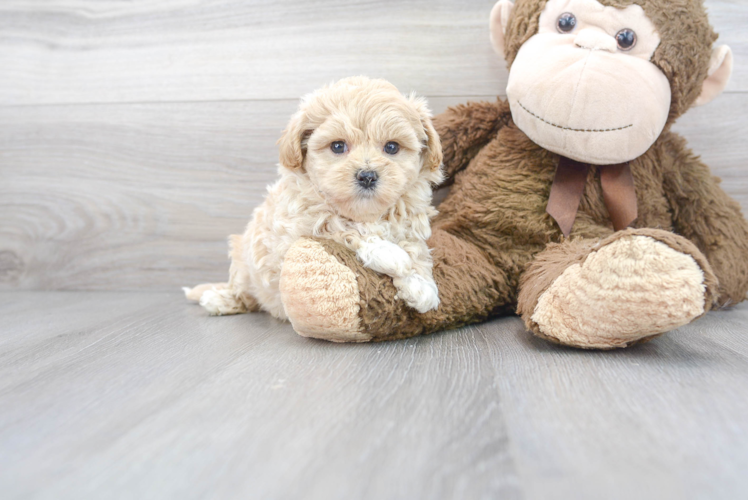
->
[661, 134, 748, 306]
[433, 99, 512, 184]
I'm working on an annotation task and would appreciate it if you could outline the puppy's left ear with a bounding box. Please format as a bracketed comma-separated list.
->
[277, 108, 311, 170]
[411, 96, 443, 172]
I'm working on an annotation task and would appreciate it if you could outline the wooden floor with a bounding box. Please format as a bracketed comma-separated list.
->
[2, 1, 748, 498]
[1, 0, 747, 291]
[1, 292, 747, 500]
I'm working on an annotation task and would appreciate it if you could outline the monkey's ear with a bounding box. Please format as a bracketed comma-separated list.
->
[277, 109, 311, 170]
[694, 45, 733, 107]
[489, 0, 514, 59]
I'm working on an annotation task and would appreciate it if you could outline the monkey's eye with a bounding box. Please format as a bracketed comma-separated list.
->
[556, 13, 577, 33]
[330, 141, 348, 154]
[616, 29, 637, 51]
[383, 141, 400, 155]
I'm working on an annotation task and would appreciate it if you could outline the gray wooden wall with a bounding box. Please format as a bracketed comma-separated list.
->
[1, 0, 746, 291]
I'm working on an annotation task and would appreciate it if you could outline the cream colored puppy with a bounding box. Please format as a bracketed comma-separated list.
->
[184, 76, 444, 319]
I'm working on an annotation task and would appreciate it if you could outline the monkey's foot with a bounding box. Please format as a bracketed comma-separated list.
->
[279, 238, 370, 342]
[518, 229, 719, 349]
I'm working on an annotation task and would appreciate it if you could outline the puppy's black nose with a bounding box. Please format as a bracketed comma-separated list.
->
[356, 170, 378, 189]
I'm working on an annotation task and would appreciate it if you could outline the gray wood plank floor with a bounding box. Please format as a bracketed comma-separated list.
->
[2, 1, 748, 499]
[2, 94, 747, 291]
[0, 0, 745, 105]
[1, 292, 747, 500]
[1, 0, 746, 292]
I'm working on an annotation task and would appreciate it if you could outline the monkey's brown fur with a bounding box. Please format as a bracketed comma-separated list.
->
[284, 0, 748, 346]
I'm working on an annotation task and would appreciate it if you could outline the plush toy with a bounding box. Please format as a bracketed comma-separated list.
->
[278, 0, 748, 348]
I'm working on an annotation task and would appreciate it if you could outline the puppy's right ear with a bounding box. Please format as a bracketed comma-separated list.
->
[410, 95, 443, 172]
[277, 109, 311, 170]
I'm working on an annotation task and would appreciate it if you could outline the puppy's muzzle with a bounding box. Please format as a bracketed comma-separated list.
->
[356, 170, 378, 190]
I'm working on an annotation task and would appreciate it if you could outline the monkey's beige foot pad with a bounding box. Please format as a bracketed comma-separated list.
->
[280, 238, 371, 342]
[532, 234, 708, 349]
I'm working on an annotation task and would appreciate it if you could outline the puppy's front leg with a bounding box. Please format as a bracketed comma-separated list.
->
[392, 240, 439, 313]
[392, 274, 440, 313]
[355, 237, 414, 277]
[356, 237, 439, 313]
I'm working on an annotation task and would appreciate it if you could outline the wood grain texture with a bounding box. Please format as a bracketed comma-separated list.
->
[2, 2, 747, 499]
[487, 304, 748, 500]
[0, 0, 745, 106]
[0, 99, 290, 290]
[1, 291, 746, 499]
[0, 291, 520, 500]
[2, 94, 747, 291]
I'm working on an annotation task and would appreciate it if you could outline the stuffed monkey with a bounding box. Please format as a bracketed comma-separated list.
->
[278, 0, 748, 348]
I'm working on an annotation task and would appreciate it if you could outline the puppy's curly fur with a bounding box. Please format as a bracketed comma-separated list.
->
[185, 76, 444, 318]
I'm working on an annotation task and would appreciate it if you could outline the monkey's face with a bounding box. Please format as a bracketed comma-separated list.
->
[506, 0, 671, 165]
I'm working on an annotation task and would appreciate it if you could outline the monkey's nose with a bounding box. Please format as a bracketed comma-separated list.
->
[356, 170, 378, 190]
[574, 28, 617, 53]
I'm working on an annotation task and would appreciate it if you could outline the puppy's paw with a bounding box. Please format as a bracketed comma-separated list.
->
[199, 288, 249, 316]
[394, 273, 440, 313]
[184, 282, 227, 302]
[183, 287, 200, 301]
[356, 239, 413, 277]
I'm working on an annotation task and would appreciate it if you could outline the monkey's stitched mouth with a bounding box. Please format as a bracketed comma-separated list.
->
[517, 101, 633, 133]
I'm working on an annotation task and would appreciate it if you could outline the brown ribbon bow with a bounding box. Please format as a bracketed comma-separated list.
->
[546, 156, 638, 238]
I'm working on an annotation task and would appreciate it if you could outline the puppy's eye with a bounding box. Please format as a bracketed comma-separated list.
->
[330, 141, 348, 154]
[616, 28, 637, 51]
[557, 13, 576, 33]
[383, 142, 400, 155]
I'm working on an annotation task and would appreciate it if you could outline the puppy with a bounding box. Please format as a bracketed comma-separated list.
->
[184, 76, 444, 319]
